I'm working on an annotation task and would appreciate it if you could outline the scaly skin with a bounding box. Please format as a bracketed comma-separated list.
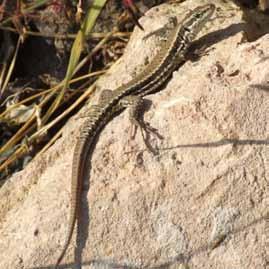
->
[54, 4, 215, 268]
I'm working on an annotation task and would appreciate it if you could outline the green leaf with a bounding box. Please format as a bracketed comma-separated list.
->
[64, 0, 108, 89]
[49, 0, 108, 119]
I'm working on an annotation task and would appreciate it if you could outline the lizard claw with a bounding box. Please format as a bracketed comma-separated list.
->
[130, 119, 163, 155]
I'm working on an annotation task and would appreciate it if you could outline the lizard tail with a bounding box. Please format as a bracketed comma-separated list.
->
[54, 115, 100, 269]
[54, 206, 77, 269]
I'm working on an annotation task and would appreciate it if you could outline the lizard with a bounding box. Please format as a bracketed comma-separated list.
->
[54, 3, 215, 268]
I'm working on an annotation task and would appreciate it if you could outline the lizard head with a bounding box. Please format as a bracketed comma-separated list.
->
[181, 4, 215, 42]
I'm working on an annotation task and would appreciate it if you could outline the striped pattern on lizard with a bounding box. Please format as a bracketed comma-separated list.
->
[54, 4, 215, 268]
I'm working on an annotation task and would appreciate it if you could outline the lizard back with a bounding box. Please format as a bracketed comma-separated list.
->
[54, 4, 215, 268]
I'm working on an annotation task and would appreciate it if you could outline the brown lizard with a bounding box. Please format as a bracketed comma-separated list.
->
[54, 4, 215, 268]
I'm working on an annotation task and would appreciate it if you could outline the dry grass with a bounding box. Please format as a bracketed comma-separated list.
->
[0, 0, 131, 179]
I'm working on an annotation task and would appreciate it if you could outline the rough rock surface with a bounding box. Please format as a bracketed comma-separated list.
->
[0, 1, 268, 269]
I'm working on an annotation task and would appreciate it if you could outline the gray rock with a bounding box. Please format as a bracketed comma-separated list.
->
[0, 1, 268, 269]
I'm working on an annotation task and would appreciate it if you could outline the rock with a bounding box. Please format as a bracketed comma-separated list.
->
[0, 1, 268, 269]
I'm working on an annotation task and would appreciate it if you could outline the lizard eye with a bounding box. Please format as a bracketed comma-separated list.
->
[194, 13, 202, 19]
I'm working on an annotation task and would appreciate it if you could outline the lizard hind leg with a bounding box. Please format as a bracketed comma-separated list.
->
[119, 95, 163, 155]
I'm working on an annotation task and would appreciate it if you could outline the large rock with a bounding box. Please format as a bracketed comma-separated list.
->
[0, 1, 268, 268]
